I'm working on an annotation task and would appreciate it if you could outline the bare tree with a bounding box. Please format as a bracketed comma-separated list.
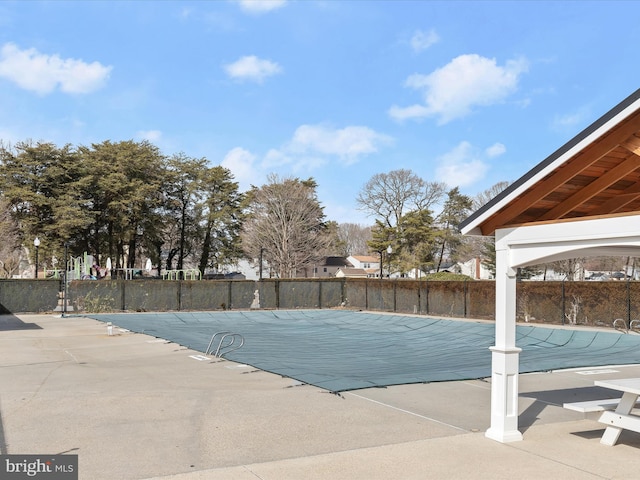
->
[356, 169, 446, 228]
[337, 223, 372, 256]
[464, 181, 512, 265]
[242, 175, 331, 278]
[472, 180, 511, 210]
[550, 258, 586, 280]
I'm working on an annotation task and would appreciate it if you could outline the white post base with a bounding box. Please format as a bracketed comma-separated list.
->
[486, 346, 523, 443]
[485, 427, 523, 443]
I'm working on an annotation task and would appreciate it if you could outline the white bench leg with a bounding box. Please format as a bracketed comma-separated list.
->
[599, 393, 639, 446]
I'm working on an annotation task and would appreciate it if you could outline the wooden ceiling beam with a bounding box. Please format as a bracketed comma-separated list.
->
[590, 182, 640, 215]
[538, 154, 640, 220]
[479, 113, 640, 235]
[621, 135, 640, 156]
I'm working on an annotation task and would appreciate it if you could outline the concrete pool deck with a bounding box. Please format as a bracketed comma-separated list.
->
[1, 314, 640, 479]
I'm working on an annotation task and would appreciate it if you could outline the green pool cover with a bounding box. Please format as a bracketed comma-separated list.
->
[84, 310, 640, 393]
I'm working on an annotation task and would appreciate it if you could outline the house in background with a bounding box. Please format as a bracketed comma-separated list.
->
[335, 267, 368, 278]
[347, 255, 381, 278]
[458, 258, 493, 280]
[312, 257, 353, 277]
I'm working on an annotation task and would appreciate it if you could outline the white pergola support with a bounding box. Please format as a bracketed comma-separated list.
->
[486, 245, 522, 442]
[486, 214, 640, 443]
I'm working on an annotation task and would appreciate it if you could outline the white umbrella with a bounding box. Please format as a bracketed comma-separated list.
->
[106, 258, 112, 271]
[145, 258, 152, 271]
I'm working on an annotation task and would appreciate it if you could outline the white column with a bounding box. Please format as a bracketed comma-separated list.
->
[485, 237, 523, 443]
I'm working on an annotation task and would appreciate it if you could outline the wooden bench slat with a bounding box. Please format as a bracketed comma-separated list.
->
[563, 399, 624, 413]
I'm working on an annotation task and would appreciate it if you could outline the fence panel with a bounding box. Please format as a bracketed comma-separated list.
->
[256, 280, 278, 309]
[467, 281, 495, 320]
[8, 278, 640, 331]
[517, 281, 563, 324]
[427, 281, 465, 317]
[344, 279, 367, 309]
[124, 280, 180, 311]
[564, 281, 628, 327]
[278, 280, 320, 309]
[0, 279, 59, 313]
[181, 281, 229, 310]
[365, 281, 395, 312]
[70, 280, 123, 312]
[318, 279, 345, 308]
[394, 280, 421, 314]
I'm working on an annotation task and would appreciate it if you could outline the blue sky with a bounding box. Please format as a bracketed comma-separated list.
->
[1, 1, 639, 225]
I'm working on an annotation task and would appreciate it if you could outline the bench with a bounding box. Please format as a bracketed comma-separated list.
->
[563, 399, 628, 413]
[564, 379, 640, 445]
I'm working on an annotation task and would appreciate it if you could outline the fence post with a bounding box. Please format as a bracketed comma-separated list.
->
[365, 279, 369, 311]
[425, 278, 429, 315]
[627, 279, 631, 324]
[464, 279, 468, 318]
[393, 279, 397, 312]
[121, 280, 126, 312]
[561, 280, 565, 325]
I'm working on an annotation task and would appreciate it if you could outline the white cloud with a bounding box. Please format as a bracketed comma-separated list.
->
[236, 0, 287, 14]
[389, 54, 529, 124]
[221, 147, 259, 189]
[222, 124, 392, 190]
[281, 124, 393, 166]
[410, 29, 440, 52]
[552, 108, 590, 131]
[485, 142, 506, 158]
[136, 130, 162, 142]
[0, 42, 112, 95]
[435, 141, 490, 188]
[387, 104, 430, 122]
[224, 55, 282, 83]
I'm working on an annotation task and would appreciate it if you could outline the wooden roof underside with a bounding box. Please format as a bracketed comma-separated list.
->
[462, 90, 640, 236]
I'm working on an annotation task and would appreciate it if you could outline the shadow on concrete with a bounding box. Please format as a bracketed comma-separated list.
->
[519, 386, 616, 432]
[570, 427, 640, 447]
[0, 314, 42, 332]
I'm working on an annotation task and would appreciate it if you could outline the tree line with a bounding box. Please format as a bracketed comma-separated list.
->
[0, 139, 511, 279]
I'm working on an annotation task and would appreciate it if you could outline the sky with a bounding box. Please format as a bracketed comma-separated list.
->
[1, 0, 639, 225]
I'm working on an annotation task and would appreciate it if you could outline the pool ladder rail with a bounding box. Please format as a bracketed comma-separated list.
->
[206, 331, 245, 358]
[613, 318, 640, 334]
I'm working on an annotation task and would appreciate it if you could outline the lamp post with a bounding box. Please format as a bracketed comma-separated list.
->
[33, 237, 40, 279]
[386, 245, 392, 278]
[379, 250, 383, 279]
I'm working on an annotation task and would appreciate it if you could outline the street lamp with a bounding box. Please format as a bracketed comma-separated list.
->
[259, 247, 264, 280]
[33, 237, 40, 279]
[387, 245, 392, 278]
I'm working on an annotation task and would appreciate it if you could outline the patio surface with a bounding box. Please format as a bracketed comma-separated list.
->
[1, 313, 640, 479]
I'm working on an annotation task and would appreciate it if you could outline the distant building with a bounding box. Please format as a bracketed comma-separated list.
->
[347, 255, 381, 278]
[335, 267, 368, 278]
[312, 257, 353, 277]
[458, 258, 493, 280]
